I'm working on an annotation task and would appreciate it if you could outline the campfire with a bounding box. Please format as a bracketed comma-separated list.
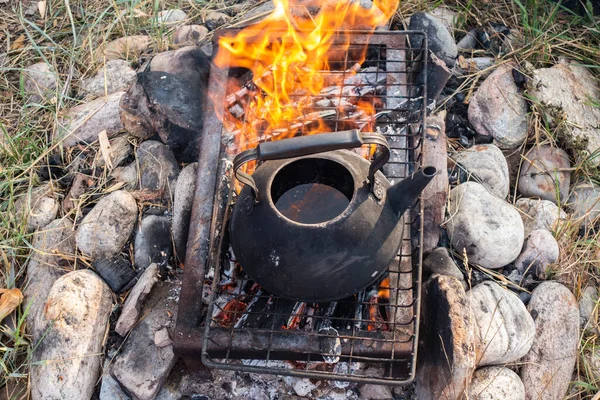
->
[175, 0, 429, 385]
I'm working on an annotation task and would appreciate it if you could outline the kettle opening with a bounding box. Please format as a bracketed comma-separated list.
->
[270, 158, 354, 225]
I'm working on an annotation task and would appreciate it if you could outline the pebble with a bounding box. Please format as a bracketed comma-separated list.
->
[515, 198, 566, 237]
[137, 140, 180, 196]
[102, 35, 151, 61]
[528, 62, 600, 163]
[156, 9, 187, 24]
[57, 91, 125, 147]
[416, 275, 476, 399]
[154, 327, 172, 348]
[447, 182, 524, 269]
[115, 263, 159, 336]
[409, 12, 458, 67]
[204, 11, 231, 31]
[95, 134, 133, 168]
[427, 6, 458, 31]
[457, 29, 478, 50]
[579, 285, 598, 330]
[173, 163, 197, 261]
[111, 162, 138, 190]
[358, 384, 393, 399]
[518, 145, 570, 204]
[134, 215, 172, 271]
[22, 62, 57, 103]
[24, 218, 76, 339]
[15, 182, 59, 232]
[422, 247, 466, 288]
[76, 190, 138, 260]
[467, 367, 525, 400]
[568, 181, 600, 226]
[521, 282, 579, 400]
[30, 270, 112, 400]
[81, 59, 136, 99]
[451, 144, 509, 198]
[112, 280, 178, 400]
[93, 255, 136, 293]
[468, 281, 535, 366]
[514, 229, 559, 278]
[468, 63, 528, 149]
[173, 25, 209, 46]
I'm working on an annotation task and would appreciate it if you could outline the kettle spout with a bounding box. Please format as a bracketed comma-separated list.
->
[387, 166, 437, 216]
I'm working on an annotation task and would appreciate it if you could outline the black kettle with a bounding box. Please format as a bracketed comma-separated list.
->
[230, 130, 436, 302]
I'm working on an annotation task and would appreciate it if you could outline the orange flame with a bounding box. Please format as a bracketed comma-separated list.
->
[214, 0, 399, 154]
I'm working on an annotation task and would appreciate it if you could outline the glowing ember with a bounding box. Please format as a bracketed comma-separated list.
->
[214, 0, 400, 156]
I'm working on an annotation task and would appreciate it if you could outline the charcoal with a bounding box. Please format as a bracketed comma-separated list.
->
[93, 256, 137, 293]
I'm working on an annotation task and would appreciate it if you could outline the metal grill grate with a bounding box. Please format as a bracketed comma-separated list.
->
[174, 30, 428, 385]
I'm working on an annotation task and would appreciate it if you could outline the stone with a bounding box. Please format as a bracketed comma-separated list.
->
[111, 163, 138, 190]
[583, 350, 600, 385]
[156, 9, 187, 24]
[467, 367, 525, 400]
[358, 384, 393, 399]
[22, 62, 57, 103]
[134, 215, 172, 271]
[173, 163, 197, 261]
[518, 145, 571, 204]
[515, 198, 566, 237]
[100, 371, 131, 400]
[154, 327, 172, 347]
[579, 285, 598, 330]
[57, 91, 124, 147]
[528, 62, 600, 163]
[457, 29, 478, 50]
[468, 63, 528, 149]
[416, 275, 476, 400]
[292, 379, 317, 397]
[95, 134, 133, 168]
[93, 255, 136, 293]
[521, 282, 579, 400]
[115, 263, 159, 336]
[24, 218, 76, 339]
[204, 11, 231, 31]
[173, 25, 209, 46]
[423, 247, 465, 288]
[137, 141, 180, 196]
[447, 182, 524, 269]
[514, 229, 559, 278]
[102, 35, 151, 61]
[451, 144, 509, 198]
[428, 6, 458, 31]
[15, 182, 59, 232]
[568, 181, 600, 226]
[30, 270, 112, 400]
[112, 280, 179, 400]
[409, 12, 457, 67]
[76, 190, 138, 260]
[81, 59, 136, 99]
[467, 281, 535, 366]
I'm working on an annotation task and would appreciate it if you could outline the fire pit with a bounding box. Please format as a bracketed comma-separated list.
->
[174, 29, 428, 385]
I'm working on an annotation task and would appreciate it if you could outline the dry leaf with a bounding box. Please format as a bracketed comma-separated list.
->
[10, 34, 26, 51]
[38, 0, 47, 18]
[98, 130, 113, 169]
[0, 288, 24, 321]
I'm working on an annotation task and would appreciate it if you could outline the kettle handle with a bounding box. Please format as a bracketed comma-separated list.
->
[233, 129, 390, 201]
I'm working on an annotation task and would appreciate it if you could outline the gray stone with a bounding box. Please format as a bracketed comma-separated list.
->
[111, 163, 138, 190]
[447, 182, 524, 269]
[515, 198, 566, 237]
[428, 6, 458, 31]
[580, 285, 598, 330]
[451, 144, 509, 198]
[358, 384, 393, 399]
[112, 280, 179, 400]
[521, 282, 579, 400]
[423, 247, 465, 287]
[467, 281, 535, 366]
[468, 63, 528, 149]
[30, 270, 112, 400]
[137, 140, 180, 196]
[57, 91, 125, 147]
[134, 215, 172, 271]
[518, 145, 571, 204]
[467, 367, 525, 400]
[416, 275, 476, 400]
[76, 190, 138, 260]
[22, 62, 57, 103]
[95, 135, 133, 168]
[81, 60, 136, 99]
[156, 9, 187, 24]
[93, 255, 136, 294]
[102, 35, 151, 61]
[25, 218, 76, 340]
[457, 29, 478, 50]
[528, 62, 600, 163]
[100, 372, 131, 400]
[15, 182, 59, 232]
[568, 181, 600, 226]
[409, 12, 458, 67]
[172, 25, 209, 46]
[173, 163, 197, 261]
[204, 11, 231, 31]
[514, 229, 559, 278]
[453, 56, 496, 79]
[115, 263, 159, 336]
